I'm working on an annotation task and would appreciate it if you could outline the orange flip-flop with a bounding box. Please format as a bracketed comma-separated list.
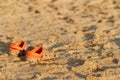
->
[26, 46, 54, 62]
[9, 40, 26, 52]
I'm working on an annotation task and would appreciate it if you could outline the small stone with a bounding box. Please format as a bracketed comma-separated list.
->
[35, 10, 40, 14]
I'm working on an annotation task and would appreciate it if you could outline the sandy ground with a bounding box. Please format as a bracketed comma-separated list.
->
[0, 0, 120, 80]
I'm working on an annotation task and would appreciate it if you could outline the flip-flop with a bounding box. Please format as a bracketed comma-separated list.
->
[26, 46, 54, 62]
[9, 40, 26, 55]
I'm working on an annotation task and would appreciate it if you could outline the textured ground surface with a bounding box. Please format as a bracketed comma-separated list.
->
[0, 0, 120, 80]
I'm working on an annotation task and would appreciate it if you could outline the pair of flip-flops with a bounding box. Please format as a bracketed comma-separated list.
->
[9, 40, 54, 62]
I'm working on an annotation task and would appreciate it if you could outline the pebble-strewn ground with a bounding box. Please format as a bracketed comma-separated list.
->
[0, 0, 120, 80]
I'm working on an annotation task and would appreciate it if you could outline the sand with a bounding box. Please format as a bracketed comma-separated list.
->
[0, 0, 120, 80]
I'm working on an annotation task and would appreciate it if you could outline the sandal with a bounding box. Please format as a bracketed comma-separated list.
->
[26, 46, 54, 62]
[9, 40, 26, 55]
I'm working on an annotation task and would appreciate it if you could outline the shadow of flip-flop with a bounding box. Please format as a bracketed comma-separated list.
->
[0, 41, 11, 54]
[17, 46, 34, 61]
